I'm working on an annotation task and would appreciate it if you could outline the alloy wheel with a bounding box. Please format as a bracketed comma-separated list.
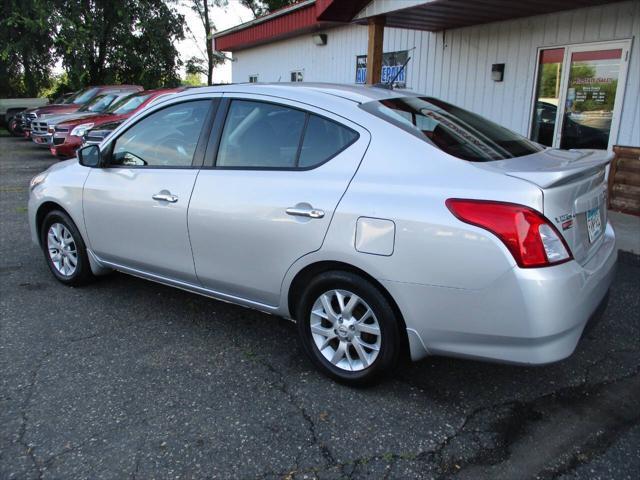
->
[47, 223, 78, 277]
[309, 289, 381, 371]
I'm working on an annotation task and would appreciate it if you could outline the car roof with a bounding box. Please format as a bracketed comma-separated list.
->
[173, 83, 419, 105]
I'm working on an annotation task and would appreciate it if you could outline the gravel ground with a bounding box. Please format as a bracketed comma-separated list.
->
[1, 135, 638, 479]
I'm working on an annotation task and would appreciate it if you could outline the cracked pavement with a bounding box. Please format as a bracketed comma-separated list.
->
[1, 135, 639, 479]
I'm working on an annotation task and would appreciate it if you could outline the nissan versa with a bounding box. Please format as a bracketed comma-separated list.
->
[28, 84, 616, 385]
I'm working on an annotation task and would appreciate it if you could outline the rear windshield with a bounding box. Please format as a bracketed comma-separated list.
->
[360, 96, 543, 161]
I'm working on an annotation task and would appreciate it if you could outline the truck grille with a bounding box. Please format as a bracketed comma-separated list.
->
[53, 137, 65, 145]
[32, 122, 49, 134]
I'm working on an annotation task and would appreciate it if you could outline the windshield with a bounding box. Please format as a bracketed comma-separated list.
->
[72, 87, 99, 105]
[360, 96, 543, 161]
[107, 93, 151, 114]
[79, 94, 118, 113]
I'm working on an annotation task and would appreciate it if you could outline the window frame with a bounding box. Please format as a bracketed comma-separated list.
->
[248, 75, 258, 83]
[204, 97, 360, 172]
[290, 70, 303, 82]
[102, 98, 219, 170]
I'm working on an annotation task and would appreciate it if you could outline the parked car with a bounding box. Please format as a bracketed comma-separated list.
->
[28, 84, 616, 385]
[82, 120, 125, 146]
[51, 88, 183, 158]
[531, 101, 610, 149]
[1, 97, 49, 129]
[22, 85, 142, 138]
[5, 93, 77, 136]
[31, 91, 137, 148]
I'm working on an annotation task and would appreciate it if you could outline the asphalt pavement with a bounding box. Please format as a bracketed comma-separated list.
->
[1, 133, 639, 480]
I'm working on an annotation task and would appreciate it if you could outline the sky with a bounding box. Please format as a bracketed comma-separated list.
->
[176, 0, 254, 83]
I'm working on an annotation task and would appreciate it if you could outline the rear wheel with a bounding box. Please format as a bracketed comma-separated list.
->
[296, 271, 401, 385]
[40, 210, 94, 286]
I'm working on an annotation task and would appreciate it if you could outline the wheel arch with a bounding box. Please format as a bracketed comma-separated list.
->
[35, 201, 72, 246]
[287, 260, 411, 361]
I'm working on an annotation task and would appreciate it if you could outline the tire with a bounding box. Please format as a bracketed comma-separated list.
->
[7, 118, 22, 137]
[40, 210, 95, 286]
[296, 270, 402, 386]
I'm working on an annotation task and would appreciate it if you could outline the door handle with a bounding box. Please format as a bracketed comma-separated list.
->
[286, 206, 325, 219]
[152, 193, 178, 203]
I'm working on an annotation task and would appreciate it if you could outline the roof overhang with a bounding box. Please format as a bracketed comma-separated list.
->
[214, 0, 624, 52]
[213, 0, 372, 52]
[354, 0, 623, 31]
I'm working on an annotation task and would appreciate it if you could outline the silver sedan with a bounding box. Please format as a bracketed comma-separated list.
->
[28, 84, 616, 385]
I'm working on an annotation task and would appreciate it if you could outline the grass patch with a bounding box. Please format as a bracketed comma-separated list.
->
[15, 206, 28, 214]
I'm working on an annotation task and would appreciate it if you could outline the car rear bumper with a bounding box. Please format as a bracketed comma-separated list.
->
[384, 221, 617, 363]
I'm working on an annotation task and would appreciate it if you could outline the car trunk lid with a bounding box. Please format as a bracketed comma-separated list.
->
[477, 148, 612, 265]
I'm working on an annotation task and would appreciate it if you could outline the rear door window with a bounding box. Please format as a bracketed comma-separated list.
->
[216, 100, 305, 168]
[298, 115, 358, 168]
[216, 99, 358, 169]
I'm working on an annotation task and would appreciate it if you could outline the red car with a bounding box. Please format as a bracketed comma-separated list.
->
[23, 85, 142, 138]
[50, 88, 183, 158]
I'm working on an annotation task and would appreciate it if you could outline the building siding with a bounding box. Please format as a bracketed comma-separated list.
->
[231, 1, 639, 146]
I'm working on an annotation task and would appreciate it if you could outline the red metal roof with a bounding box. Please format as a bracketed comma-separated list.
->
[213, 0, 371, 52]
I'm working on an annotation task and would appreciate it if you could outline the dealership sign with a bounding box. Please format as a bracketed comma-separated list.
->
[355, 50, 408, 86]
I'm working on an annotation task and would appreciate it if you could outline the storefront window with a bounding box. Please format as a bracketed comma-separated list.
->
[530, 48, 564, 147]
[559, 49, 622, 150]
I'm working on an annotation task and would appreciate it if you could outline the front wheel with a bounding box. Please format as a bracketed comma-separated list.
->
[40, 210, 94, 286]
[296, 271, 402, 386]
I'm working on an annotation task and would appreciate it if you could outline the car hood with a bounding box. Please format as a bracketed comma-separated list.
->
[41, 112, 101, 126]
[43, 158, 79, 176]
[89, 119, 125, 132]
[58, 113, 126, 130]
[31, 104, 80, 116]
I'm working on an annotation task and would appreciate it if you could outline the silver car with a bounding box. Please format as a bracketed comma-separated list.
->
[28, 84, 616, 385]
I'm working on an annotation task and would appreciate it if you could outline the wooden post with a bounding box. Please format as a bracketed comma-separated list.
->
[366, 16, 385, 85]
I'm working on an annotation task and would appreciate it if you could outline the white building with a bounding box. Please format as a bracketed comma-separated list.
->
[214, 0, 640, 213]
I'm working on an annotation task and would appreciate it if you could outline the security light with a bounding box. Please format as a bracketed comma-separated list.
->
[312, 34, 327, 46]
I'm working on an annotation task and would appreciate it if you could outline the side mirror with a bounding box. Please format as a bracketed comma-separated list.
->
[77, 145, 101, 168]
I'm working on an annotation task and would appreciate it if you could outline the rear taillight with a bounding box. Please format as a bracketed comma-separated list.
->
[446, 199, 572, 268]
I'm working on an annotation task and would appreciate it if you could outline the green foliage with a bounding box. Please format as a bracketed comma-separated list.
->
[0, 0, 186, 98]
[239, 0, 296, 17]
[54, 0, 185, 90]
[39, 73, 73, 101]
[538, 63, 562, 99]
[185, 56, 207, 76]
[0, 0, 55, 97]
[182, 72, 204, 86]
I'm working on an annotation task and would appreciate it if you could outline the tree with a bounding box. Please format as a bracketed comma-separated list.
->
[185, 56, 207, 76]
[183, 0, 229, 85]
[239, 0, 296, 18]
[53, 0, 185, 90]
[0, 0, 55, 97]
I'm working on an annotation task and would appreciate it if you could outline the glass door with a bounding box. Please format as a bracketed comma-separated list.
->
[530, 41, 630, 150]
[531, 48, 564, 147]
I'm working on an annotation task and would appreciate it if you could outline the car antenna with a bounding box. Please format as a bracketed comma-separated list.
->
[373, 47, 415, 90]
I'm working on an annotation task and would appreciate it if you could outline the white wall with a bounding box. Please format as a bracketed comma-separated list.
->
[232, 1, 640, 146]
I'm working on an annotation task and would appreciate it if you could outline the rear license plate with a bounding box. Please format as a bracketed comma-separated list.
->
[586, 206, 602, 243]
